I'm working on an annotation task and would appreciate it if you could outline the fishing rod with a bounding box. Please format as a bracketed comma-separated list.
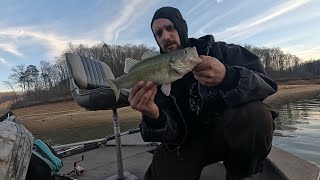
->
[54, 128, 141, 158]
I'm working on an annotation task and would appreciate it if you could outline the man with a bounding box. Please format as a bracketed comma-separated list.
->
[128, 6, 278, 180]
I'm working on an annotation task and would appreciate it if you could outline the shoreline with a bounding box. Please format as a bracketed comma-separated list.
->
[7, 84, 320, 139]
[264, 84, 320, 106]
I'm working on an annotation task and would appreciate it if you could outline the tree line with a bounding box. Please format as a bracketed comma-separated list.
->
[3, 43, 155, 108]
[244, 45, 320, 80]
[3, 42, 319, 108]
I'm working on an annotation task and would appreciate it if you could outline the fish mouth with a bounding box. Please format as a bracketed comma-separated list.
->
[189, 47, 202, 62]
[172, 68, 181, 74]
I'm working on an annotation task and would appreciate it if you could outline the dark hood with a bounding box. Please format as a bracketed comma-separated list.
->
[189, 35, 215, 55]
[151, 7, 189, 54]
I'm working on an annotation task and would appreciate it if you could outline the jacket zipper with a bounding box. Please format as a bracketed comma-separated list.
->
[165, 95, 188, 160]
[165, 37, 214, 159]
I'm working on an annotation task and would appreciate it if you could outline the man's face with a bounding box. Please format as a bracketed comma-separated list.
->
[152, 18, 182, 53]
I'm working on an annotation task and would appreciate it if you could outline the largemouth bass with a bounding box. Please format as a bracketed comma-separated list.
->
[106, 47, 202, 101]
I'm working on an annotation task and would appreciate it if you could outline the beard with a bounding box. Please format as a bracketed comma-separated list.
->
[164, 40, 183, 53]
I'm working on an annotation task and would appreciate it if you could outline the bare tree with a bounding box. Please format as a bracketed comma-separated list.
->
[53, 56, 68, 83]
[9, 65, 26, 100]
[40, 60, 53, 90]
[25, 65, 39, 92]
[2, 81, 18, 102]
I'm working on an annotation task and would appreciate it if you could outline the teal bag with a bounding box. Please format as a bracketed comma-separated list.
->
[32, 139, 63, 175]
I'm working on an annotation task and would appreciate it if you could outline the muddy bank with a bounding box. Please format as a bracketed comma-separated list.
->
[265, 84, 320, 106]
[11, 101, 141, 144]
[10, 84, 320, 144]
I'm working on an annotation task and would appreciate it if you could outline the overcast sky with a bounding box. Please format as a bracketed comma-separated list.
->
[0, 0, 319, 92]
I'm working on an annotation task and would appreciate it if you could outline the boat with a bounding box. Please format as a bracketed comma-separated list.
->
[52, 128, 319, 180]
[1, 110, 319, 180]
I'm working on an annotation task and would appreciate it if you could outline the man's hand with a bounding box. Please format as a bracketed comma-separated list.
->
[128, 81, 159, 119]
[193, 55, 226, 87]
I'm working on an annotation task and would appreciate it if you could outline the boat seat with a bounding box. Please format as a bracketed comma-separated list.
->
[65, 53, 130, 110]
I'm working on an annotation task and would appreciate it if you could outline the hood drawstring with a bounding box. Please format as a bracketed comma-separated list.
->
[206, 37, 213, 56]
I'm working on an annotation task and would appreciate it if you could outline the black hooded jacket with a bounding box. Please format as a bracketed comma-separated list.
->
[139, 35, 278, 145]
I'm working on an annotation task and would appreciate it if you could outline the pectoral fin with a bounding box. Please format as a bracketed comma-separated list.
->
[105, 79, 120, 101]
[161, 83, 171, 96]
[170, 62, 185, 74]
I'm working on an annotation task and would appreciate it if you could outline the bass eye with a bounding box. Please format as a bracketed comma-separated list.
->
[184, 50, 187, 53]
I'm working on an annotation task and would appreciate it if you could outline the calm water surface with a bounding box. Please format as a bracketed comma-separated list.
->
[272, 93, 320, 167]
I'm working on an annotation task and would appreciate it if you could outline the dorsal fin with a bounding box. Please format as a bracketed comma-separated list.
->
[142, 51, 160, 60]
[124, 58, 140, 73]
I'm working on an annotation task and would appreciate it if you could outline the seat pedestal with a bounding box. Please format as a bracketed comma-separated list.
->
[105, 109, 137, 180]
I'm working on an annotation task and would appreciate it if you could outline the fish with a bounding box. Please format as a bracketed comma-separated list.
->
[105, 47, 203, 101]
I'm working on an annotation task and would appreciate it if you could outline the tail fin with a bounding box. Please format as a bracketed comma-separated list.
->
[105, 79, 120, 101]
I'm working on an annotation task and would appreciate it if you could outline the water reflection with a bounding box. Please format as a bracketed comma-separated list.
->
[270, 94, 320, 167]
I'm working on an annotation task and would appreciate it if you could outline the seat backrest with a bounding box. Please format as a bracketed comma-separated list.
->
[65, 53, 114, 90]
[65, 53, 130, 110]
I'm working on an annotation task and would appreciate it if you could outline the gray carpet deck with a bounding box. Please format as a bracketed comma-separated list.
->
[58, 133, 319, 180]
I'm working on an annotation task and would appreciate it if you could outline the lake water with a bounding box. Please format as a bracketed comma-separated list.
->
[271, 93, 320, 167]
